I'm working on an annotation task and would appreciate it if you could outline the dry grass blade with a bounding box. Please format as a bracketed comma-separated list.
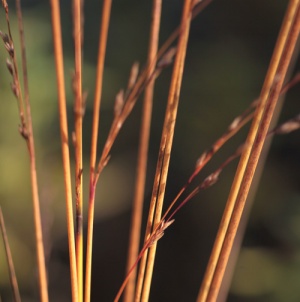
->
[0, 207, 21, 302]
[159, 75, 299, 230]
[2, 0, 298, 301]
[135, 1, 194, 301]
[3, 0, 50, 300]
[116, 92, 254, 302]
[115, 142, 243, 301]
[155, 102, 254, 235]
[116, 124, 259, 302]
[90, 1, 212, 187]
[123, 1, 162, 301]
[85, 1, 112, 302]
[49, 1, 78, 301]
[72, 0, 84, 300]
[197, 1, 300, 301]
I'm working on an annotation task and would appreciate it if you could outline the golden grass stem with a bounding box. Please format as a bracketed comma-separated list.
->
[27, 140, 49, 302]
[85, 1, 112, 302]
[207, 12, 300, 301]
[130, 95, 254, 301]
[197, 1, 300, 301]
[15, 1, 49, 301]
[0, 207, 21, 302]
[91, 1, 211, 187]
[135, 1, 194, 301]
[159, 110, 254, 225]
[216, 45, 300, 302]
[123, 1, 162, 301]
[49, 1, 78, 301]
[72, 0, 84, 300]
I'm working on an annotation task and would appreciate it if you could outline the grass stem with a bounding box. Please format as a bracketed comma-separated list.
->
[136, 1, 194, 300]
[85, 1, 112, 301]
[0, 208, 21, 302]
[15, 1, 49, 300]
[197, 1, 300, 301]
[123, 1, 162, 301]
[49, 1, 78, 301]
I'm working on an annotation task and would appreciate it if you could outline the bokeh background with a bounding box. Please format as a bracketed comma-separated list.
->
[0, 0, 300, 301]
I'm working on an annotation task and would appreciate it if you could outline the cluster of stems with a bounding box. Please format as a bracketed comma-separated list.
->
[0, 1, 299, 302]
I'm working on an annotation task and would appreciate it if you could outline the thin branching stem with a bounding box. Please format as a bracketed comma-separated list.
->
[197, 1, 300, 301]
[91, 0, 212, 188]
[161, 112, 254, 224]
[82, 0, 211, 197]
[114, 97, 300, 301]
[85, 1, 112, 302]
[135, 1, 194, 301]
[0, 208, 21, 302]
[115, 238, 154, 302]
[116, 142, 242, 301]
[13, 1, 49, 301]
[152, 0, 212, 70]
[49, 1, 78, 301]
[167, 147, 243, 223]
[215, 48, 300, 302]
[123, 1, 162, 301]
[207, 6, 300, 302]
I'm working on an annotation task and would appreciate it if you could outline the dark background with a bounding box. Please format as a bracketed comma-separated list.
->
[0, 0, 300, 301]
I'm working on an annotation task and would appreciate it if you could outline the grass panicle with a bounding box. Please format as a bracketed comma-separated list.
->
[1, 1, 49, 301]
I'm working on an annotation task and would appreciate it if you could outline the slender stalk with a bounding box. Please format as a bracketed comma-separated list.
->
[90, 0, 212, 188]
[197, 1, 300, 301]
[14, 1, 49, 301]
[115, 83, 300, 301]
[136, 1, 194, 301]
[123, 1, 162, 301]
[134, 90, 253, 301]
[160, 109, 254, 225]
[85, 1, 112, 301]
[115, 236, 155, 302]
[216, 45, 300, 302]
[49, 1, 78, 301]
[0, 208, 21, 302]
[72, 0, 84, 300]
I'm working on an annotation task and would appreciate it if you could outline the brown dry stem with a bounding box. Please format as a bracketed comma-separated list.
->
[6, 1, 50, 301]
[197, 1, 300, 301]
[135, 1, 194, 301]
[90, 0, 211, 188]
[85, 1, 112, 302]
[49, 1, 78, 301]
[0, 207, 21, 302]
[123, 1, 162, 301]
